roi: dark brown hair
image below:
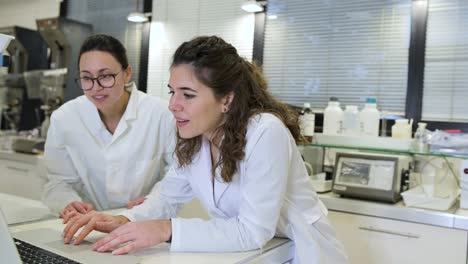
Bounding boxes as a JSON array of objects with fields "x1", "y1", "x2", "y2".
[
  {"x1": 171, "y1": 36, "x2": 305, "y2": 182},
  {"x1": 78, "y1": 34, "x2": 129, "y2": 70}
]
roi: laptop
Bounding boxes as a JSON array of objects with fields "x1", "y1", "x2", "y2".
[{"x1": 0, "y1": 208, "x2": 140, "y2": 264}]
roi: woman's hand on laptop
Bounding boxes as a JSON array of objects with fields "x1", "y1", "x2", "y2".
[
  {"x1": 62, "y1": 211, "x2": 129, "y2": 245},
  {"x1": 60, "y1": 201, "x2": 94, "y2": 224},
  {"x1": 92, "y1": 220, "x2": 172, "y2": 255}
]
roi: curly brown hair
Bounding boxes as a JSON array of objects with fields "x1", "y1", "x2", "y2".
[{"x1": 171, "y1": 36, "x2": 306, "y2": 182}]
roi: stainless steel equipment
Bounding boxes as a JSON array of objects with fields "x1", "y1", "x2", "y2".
[
  {"x1": 23, "y1": 68, "x2": 67, "y2": 137},
  {"x1": 332, "y1": 152, "x2": 413, "y2": 203},
  {"x1": 0, "y1": 27, "x2": 48, "y2": 131},
  {"x1": 0, "y1": 74, "x2": 24, "y2": 130},
  {"x1": 36, "y1": 17, "x2": 92, "y2": 101}
]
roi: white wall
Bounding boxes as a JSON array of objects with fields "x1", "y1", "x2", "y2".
[{"x1": 0, "y1": 0, "x2": 61, "y2": 29}]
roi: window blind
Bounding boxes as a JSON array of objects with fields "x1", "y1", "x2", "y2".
[
  {"x1": 422, "y1": 0, "x2": 468, "y2": 122},
  {"x1": 263, "y1": 0, "x2": 412, "y2": 113},
  {"x1": 147, "y1": 0, "x2": 255, "y2": 99}
]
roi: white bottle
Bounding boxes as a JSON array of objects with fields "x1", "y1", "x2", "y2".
[
  {"x1": 412, "y1": 122, "x2": 428, "y2": 152},
  {"x1": 323, "y1": 97, "x2": 343, "y2": 135},
  {"x1": 391, "y1": 119, "x2": 412, "y2": 139},
  {"x1": 359, "y1": 97, "x2": 380, "y2": 137},
  {"x1": 299, "y1": 102, "x2": 315, "y2": 140},
  {"x1": 342, "y1": 105, "x2": 360, "y2": 136}
]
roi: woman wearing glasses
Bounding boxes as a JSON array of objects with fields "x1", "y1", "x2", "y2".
[{"x1": 42, "y1": 34, "x2": 175, "y2": 222}]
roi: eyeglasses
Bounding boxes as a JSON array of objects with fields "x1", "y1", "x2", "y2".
[{"x1": 75, "y1": 71, "x2": 121, "y2": 91}]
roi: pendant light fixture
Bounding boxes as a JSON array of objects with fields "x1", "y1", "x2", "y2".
[
  {"x1": 241, "y1": 1, "x2": 267, "y2": 13},
  {"x1": 127, "y1": 0, "x2": 149, "y2": 23}
]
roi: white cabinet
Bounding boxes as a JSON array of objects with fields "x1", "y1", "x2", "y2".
[
  {"x1": 328, "y1": 210, "x2": 468, "y2": 264},
  {"x1": 0, "y1": 158, "x2": 45, "y2": 200}
]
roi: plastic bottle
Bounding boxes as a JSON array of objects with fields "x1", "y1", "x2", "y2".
[
  {"x1": 359, "y1": 97, "x2": 380, "y2": 137},
  {"x1": 298, "y1": 102, "x2": 315, "y2": 140},
  {"x1": 323, "y1": 97, "x2": 343, "y2": 135},
  {"x1": 391, "y1": 119, "x2": 412, "y2": 139},
  {"x1": 342, "y1": 105, "x2": 360, "y2": 136},
  {"x1": 412, "y1": 122, "x2": 428, "y2": 152}
]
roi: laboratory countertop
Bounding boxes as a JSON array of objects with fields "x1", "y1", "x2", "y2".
[
  {"x1": 10, "y1": 216, "x2": 294, "y2": 264},
  {"x1": 0, "y1": 149, "x2": 42, "y2": 164},
  {"x1": 0, "y1": 193, "x2": 54, "y2": 225},
  {"x1": 319, "y1": 192, "x2": 468, "y2": 231}
]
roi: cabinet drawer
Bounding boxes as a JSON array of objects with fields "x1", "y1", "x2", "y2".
[{"x1": 328, "y1": 210, "x2": 467, "y2": 264}]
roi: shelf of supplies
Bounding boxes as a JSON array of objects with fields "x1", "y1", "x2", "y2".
[{"x1": 309, "y1": 134, "x2": 468, "y2": 159}]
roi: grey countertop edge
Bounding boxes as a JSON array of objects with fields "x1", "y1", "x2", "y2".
[
  {"x1": 319, "y1": 192, "x2": 468, "y2": 231},
  {"x1": 0, "y1": 150, "x2": 42, "y2": 164}
]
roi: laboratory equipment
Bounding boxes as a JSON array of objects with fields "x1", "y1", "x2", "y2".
[
  {"x1": 0, "y1": 33, "x2": 15, "y2": 130},
  {"x1": 0, "y1": 27, "x2": 48, "y2": 131},
  {"x1": 36, "y1": 17, "x2": 92, "y2": 101},
  {"x1": 23, "y1": 68, "x2": 67, "y2": 138},
  {"x1": 0, "y1": 74, "x2": 24, "y2": 130},
  {"x1": 0, "y1": 33, "x2": 14, "y2": 67},
  {"x1": 332, "y1": 152, "x2": 412, "y2": 203},
  {"x1": 401, "y1": 156, "x2": 459, "y2": 211}
]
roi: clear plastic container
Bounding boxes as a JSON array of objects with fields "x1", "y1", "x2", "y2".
[
  {"x1": 359, "y1": 97, "x2": 380, "y2": 137},
  {"x1": 323, "y1": 97, "x2": 343, "y2": 135},
  {"x1": 392, "y1": 119, "x2": 412, "y2": 139},
  {"x1": 342, "y1": 105, "x2": 360, "y2": 136},
  {"x1": 299, "y1": 102, "x2": 315, "y2": 139},
  {"x1": 412, "y1": 122, "x2": 428, "y2": 152}
]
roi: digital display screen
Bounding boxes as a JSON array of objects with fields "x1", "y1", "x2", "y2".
[
  {"x1": 335, "y1": 156, "x2": 397, "y2": 191},
  {"x1": 338, "y1": 161, "x2": 371, "y2": 185}
]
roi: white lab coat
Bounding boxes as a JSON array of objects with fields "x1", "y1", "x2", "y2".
[
  {"x1": 42, "y1": 83, "x2": 176, "y2": 213},
  {"x1": 122, "y1": 113, "x2": 348, "y2": 264}
]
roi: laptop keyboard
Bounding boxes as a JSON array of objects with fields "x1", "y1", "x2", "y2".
[{"x1": 14, "y1": 238, "x2": 80, "y2": 264}]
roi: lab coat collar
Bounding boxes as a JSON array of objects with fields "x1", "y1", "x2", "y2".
[
  {"x1": 122, "y1": 82, "x2": 139, "y2": 121},
  {"x1": 79, "y1": 82, "x2": 140, "y2": 146},
  {"x1": 109, "y1": 82, "x2": 139, "y2": 144}
]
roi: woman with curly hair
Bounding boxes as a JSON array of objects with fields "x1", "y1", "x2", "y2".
[{"x1": 62, "y1": 36, "x2": 348, "y2": 264}]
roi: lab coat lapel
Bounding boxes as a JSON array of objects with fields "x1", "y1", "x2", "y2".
[
  {"x1": 109, "y1": 83, "x2": 138, "y2": 145},
  {"x1": 79, "y1": 97, "x2": 106, "y2": 147},
  {"x1": 197, "y1": 138, "x2": 230, "y2": 213},
  {"x1": 213, "y1": 167, "x2": 230, "y2": 208}
]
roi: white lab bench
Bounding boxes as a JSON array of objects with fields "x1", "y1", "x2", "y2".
[
  {"x1": 0, "y1": 193, "x2": 53, "y2": 225},
  {"x1": 9, "y1": 211, "x2": 293, "y2": 264},
  {"x1": 0, "y1": 151, "x2": 52, "y2": 225}
]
